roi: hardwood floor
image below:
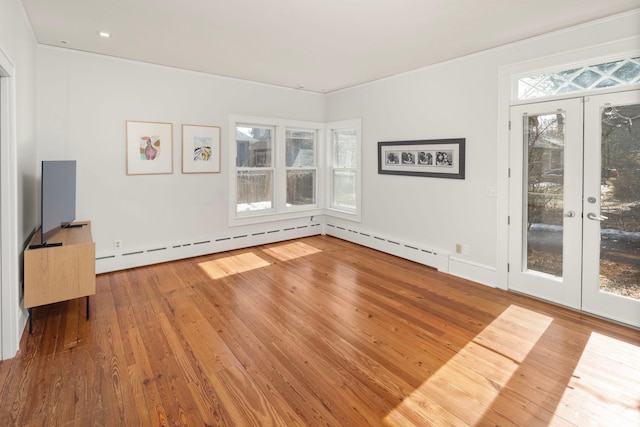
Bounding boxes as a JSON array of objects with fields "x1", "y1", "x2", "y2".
[{"x1": 1, "y1": 235, "x2": 639, "y2": 426}]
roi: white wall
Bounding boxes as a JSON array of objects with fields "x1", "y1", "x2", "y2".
[
  {"x1": 326, "y1": 10, "x2": 640, "y2": 285},
  {"x1": 330, "y1": 58, "x2": 500, "y2": 258},
  {"x1": 0, "y1": 0, "x2": 38, "y2": 238},
  {"x1": 36, "y1": 47, "x2": 326, "y2": 272},
  {"x1": 0, "y1": 0, "x2": 38, "y2": 358},
  {"x1": 0, "y1": 0, "x2": 38, "y2": 243}
]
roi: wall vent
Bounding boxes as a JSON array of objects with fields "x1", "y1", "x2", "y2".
[
  {"x1": 122, "y1": 251, "x2": 144, "y2": 257},
  {"x1": 147, "y1": 247, "x2": 167, "y2": 253}
]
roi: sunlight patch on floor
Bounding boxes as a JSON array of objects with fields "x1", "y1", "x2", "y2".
[
  {"x1": 385, "y1": 305, "x2": 553, "y2": 426},
  {"x1": 262, "y1": 241, "x2": 322, "y2": 261},
  {"x1": 198, "y1": 252, "x2": 271, "y2": 279},
  {"x1": 554, "y1": 331, "x2": 640, "y2": 426}
]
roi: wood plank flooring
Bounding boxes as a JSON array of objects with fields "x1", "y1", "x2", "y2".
[{"x1": 1, "y1": 235, "x2": 639, "y2": 426}]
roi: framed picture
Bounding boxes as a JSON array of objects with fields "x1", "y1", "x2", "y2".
[
  {"x1": 182, "y1": 124, "x2": 221, "y2": 174},
  {"x1": 378, "y1": 138, "x2": 465, "y2": 179},
  {"x1": 126, "y1": 121, "x2": 173, "y2": 175}
]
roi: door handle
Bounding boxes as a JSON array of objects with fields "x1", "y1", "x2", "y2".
[
  {"x1": 564, "y1": 210, "x2": 576, "y2": 218},
  {"x1": 587, "y1": 212, "x2": 608, "y2": 221}
]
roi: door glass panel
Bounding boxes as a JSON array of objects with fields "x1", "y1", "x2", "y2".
[
  {"x1": 525, "y1": 112, "x2": 566, "y2": 277},
  {"x1": 599, "y1": 103, "x2": 640, "y2": 300}
]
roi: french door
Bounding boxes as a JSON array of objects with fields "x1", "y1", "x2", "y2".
[{"x1": 509, "y1": 90, "x2": 640, "y2": 327}]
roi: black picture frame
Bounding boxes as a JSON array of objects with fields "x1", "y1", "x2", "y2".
[{"x1": 378, "y1": 138, "x2": 465, "y2": 179}]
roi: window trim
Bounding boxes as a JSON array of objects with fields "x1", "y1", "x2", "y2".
[
  {"x1": 228, "y1": 115, "x2": 325, "y2": 227},
  {"x1": 326, "y1": 118, "x2": 362, "y2": 222}
]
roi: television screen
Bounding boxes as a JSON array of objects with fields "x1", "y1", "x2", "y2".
[{"x1": 40, "y1": 160, "x2": 76, "y2": 245}]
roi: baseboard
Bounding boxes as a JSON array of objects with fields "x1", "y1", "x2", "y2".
[
  {"x1": 448, "y1": 256, "x2": 497, "y2": 287},
  {"x1": 324, "y1": 220, "x2": 498, "y2": 287},
  {"x1": 96, "y1": 222, "x2": 322, "y2": 274},
  {"x1": 324, "y1": 221, "x2": 450, "y2": 273},
  {"x1": 95, "y1": 218, "x2": 499, "y2": 289}
]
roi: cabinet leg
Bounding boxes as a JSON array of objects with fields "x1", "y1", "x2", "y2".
[
  {"x1": 28, "y1": 308, "x2": 32, "y2": 333},
  {"x1": 86, "y1": 296, "x2": 90, "y2": 320}
]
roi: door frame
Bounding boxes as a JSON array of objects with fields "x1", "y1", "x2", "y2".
[
  {"x1": 497, "y1": 42, "x2": 640, "y2": 294},
  {"x1": 0, "y1": 47, "x2": 22, "y2": 360}
]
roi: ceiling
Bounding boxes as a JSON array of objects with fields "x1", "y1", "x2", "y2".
[{"x1": 21, "y1": 0, "x2": 640, "y2": 93}]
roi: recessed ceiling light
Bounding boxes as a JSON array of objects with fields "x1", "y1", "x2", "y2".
[{"x1": 98, "y1": 31, "x2": 111, "y2": 38}]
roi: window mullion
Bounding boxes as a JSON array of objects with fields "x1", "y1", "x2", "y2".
[{"x1": 275, "y1": 125, "x2": 286, "y2": 212}]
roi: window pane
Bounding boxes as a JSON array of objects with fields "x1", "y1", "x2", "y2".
[
  {"x1": 333, "y1": 170, "x2": 356, "y2": 209},
  {"x1": 518, "y1": 57, "x2": 640, "y2": 100},
  {"x1": 236, "y1": 126, "x2": 272, "y2": 167},
  {"x1": 286, "y1": 130, "x2": 315, "y2": 167},
  {"x1": 236, "y1": 170, "x2": 273, "y2": 213},
  {"x1": 286, "y1": 170, "x2": 315, "y2": 206},
  {"x1": 334, "y1": 130, "x2": 357, "y2": 168}
]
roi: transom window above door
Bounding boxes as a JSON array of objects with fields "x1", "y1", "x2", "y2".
[{"x1": 517, "y1": 56, "x2": 640, "y2": 100}]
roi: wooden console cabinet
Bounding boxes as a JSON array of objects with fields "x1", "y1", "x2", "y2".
[{"x1": 24, "y1": 222, "x2": 96, "y2": 331}]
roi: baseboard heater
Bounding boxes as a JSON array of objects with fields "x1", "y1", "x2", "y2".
[
  {"x1": 324, "y1": 222, "x2": 449, "y2": 272},
  {"x1": 95, "y1": 222, "x2": 322, "y2": 274}
]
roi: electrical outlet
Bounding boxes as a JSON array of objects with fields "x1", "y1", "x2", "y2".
[
  {"x1": 456, "y1": 244, "x2": 470, "y2": 255},
  {"x1": 114, "y1": 240, "x2": 122, "y2": 250}
]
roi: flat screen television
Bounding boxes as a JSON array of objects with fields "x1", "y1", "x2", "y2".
[{"x1": 33, "y1": 160, "x2": 77, "y2": 248}]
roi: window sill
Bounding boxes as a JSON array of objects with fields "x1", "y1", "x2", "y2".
[
  {"x1": 229, "y1": 207, "x2": 326, "y2": 227},
  {"x1": 326, "y1": 207, "x2": 361, "y2": 223}
]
